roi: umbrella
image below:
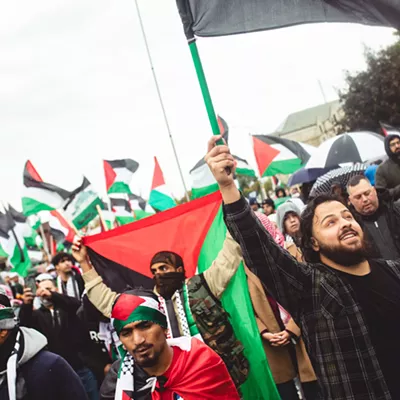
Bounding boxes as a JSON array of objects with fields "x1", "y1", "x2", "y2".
[
  {"x1": 310, "y1": 163, "x2": 367, "y2": 197},
  {"x1": 305, "y1": 132, "x2": 385, "y2": 169},
  {"x1": 288, "y1": 166, "x2": 338, "y2": 187}
]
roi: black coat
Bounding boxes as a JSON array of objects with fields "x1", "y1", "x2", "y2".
[
  {"x1": 0, "y1": 351, "x2": 88, "y2": 400},
  {"x1": 353, "y1": 193, "x2": 400, "y2": 260},
  {"x1": 19, "y1": 292, "x2": 91, "y2": 371}
]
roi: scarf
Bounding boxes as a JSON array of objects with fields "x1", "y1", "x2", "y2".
[
  {"x1": 114, "y1": 337, "x2": 191, "y2": 400},
  {"x1": 1, "y1": 330, "x2": 21, "y2": 400},
  {"x1": 57, "y1": 273, "x2": 79, "y2": 299},
  {"x1": 158, "y1": 290, "x2": 190, "y2": 339}
]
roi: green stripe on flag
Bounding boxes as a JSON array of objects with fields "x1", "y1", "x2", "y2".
[
  {"x1": 10, "y1": 244, "x2": 31, "y2": 277},
  {"x1": 191, "y1": 183, "x2": 219, "y2": 200},
  {"x1": 116, "y1": 216, "x2": 135, "y2": 226},
  {"x1": 72, "y1": 196, "x2": 104, "y2": 229},
  {"x1": 236, "y1": 167, "x2": 256, "y2": 178},
  {"x1": 22, "y1": 197, "x2": 55, "y2": 216},
  {"x1": 108, "y1": 182, "x2": 132, "y2": 194},
  {"x1": 149, "y1": 190, "x2": 176, "y2": 212},
  {"x1": 198, "y1": 208, "x2": 280, "y2": 400},
  {"x1": 263, "y1": 158, "x2": 302, "y2": 177}
]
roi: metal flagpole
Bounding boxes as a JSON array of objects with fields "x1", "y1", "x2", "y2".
[{"x1": 134, "y1": 0, "x2": 190, "y2": 202}]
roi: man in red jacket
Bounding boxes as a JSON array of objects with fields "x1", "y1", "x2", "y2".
[{"x1": 100, "y1": 288, "x2": 239, "y2": 400}]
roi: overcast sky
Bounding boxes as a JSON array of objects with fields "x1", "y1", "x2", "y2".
[{"x1": 0, "y1": 1, "x2": 396, "y2": 208}]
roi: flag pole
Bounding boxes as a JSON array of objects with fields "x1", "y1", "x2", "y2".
[
  {"x1": 187, "y1": 39, "x2": 230, "y2": 173},
  {"x1": 96, "y1": 205, "x2": 108, "y2": 232},
  {"x1": 134, "y1": 0, "x2": 190, "y2": 202}
]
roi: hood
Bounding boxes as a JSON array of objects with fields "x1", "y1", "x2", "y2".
[
  {"x1": 384, "y1": 134, "x2": 400, "y2": 161},
  {"x1": 276, "y1": 201, "x2": 301, "y2": 234},
  {"x1": 19, "y1": 327, "x2": 48, "y2": 366}
]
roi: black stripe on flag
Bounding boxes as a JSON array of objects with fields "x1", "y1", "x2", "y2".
[
  {"x1": 104, "y1": 159, "x2": 139, "y2": 174},
  {"x1": 88, "y1": 248, "x2": 153, "y2": 292},
  {"x1": 24, "y1": 167, "x2": 71, "y2": 199}
]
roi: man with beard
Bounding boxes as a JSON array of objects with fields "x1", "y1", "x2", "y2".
[
  {"x1": 72, "y1": 233, "x2": 249, "y2": 390},
  {"x1": 100, "y1": 288, "x2": 239, "y2": 400},
  {"x1": 347, "y1": 175, "x2": 400, "y2": 260},
  {"x1": 205, "y1": 134, "x2": 400, "y2": 400},
  {"x1": 376, "y1": 133, "x2": 400, "y2": 190}
]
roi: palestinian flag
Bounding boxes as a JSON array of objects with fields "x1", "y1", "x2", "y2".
[
  {"x1": 83, "y1": 192, "x2": 278, "y2": 399},
  {"x1": 149, "y1": 157, "x2": 176, "y2": 212},
  {"x1": 22, "y1": 160, "x2": 72, "y2": 216},
  {"x1": 190, "y1": 155, "x2": 255, "y2": 199},
  {"x1": 252, "y1": 135, "x2": 314, "y2": 176},
  {"x1": 64, "y1": 177, "x2": 103, "y2": 229},
  {"x1": 176, "y1": 0, "x2": 398, "y2": 40},
  {"x1": 0, "y1": 211, "x2": 31, "y2": 276},
  {"x1": 110, "y1": 195, "x2": 135, "y2": 226},
  {"x1": 104, "y1": 159, "x2": 139, "y2": 194},
  {"x1": 128, "y1": 194, "x2": 154, "y2": 221},
  {"x1": 49, "y1": 210, "x2": 76, "y2": 244},
  {"x1": 7, "y1": 205, "x2": 38, "y2": 248}
]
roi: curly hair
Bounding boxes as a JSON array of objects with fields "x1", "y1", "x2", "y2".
[{"x1": 300, "y1": 194, "x2": 345, "y2": 263}]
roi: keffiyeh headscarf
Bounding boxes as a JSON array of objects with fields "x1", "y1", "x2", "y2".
[{"x1": 111, "y1": 289, "x2": 167, "y2": 400}]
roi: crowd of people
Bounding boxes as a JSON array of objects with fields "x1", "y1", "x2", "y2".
[{"x1": 1, "y1": 132, "x2": 400, "y2": 399}]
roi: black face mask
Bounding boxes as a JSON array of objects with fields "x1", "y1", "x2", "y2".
[{"x1": 154, "y1": 272, "x2": 185, "y2": 299}]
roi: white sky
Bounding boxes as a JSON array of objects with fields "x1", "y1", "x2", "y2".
[{"x1": 0, "y1": 1, "x2": 396, "y2": 208}]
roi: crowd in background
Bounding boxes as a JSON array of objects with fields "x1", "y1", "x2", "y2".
[{"x1": 1, "y1": 133, "x2": 400, "y2": 399}]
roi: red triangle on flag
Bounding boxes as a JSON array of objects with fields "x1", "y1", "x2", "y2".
[
  {"x1": 84, "y1": 192, "x2": 222, "y2": 279},
  {"x1": 151, "y1": 157, "x2": 165, "y2": 190},
  {"x1": 26, "y1": 160, "x2": 43, "y2": 182},
  {"x1": 112, "y1": 293, "x2": 145, "y2": 320},
  {"x1": 103, "y1": 161, "x2": 117, "y2": 192},
  {"x1": 252, "y1": 137, "x2": 280, "y2": 176}
]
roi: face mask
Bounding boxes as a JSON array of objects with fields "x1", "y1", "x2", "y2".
[{"x1": 154, "y1": 272, "x2": 185, "y2": 299}]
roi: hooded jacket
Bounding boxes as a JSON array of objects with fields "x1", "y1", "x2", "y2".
[
  {"x1": 0, "y1": 327, "x2": 87, "y2": 400},
  {"x1": 375, "y1": 134, "x2": 400, "y2": 190},
  {"x1": 276, "y1": 201, "x2": 301, "y2": 239}
]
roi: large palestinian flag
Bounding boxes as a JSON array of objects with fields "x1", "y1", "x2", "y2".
[
  {"x1": 83, "y1": 192, "x2": 278, "y2": 399},
  {"x1": 22, "y1": 160, "x2": 72, "y2": 216},
  {"x1": 104, "y1": 159, "x2": 139, "y2": 194},
  {"x1": 64, "y1": 177, "x2": 103, "y2": 229},
  {"x1": 149, "y1": 157, "x2": 176, "y2": 212},
  {"x1": 252, "y1": 135, "x2": 315, "y2": 176},
  {"x1": 0, "y1": 211, "x2": 31, "y2": 276}
]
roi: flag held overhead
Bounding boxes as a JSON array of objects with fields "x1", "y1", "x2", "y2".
[{"x1": 175, "y1": 0, "x2": 400, "y2": 39}]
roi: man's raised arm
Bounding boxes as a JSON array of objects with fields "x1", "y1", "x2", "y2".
[{"x1": 204, "y1": 135, "x2": 312, "y2": 315}]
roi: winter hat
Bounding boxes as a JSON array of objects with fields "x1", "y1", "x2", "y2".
[
  {"x1": 0, "y1": 287, "x2": 17, "y2": 330},
  {"x1": 276, "y1": 201, "x2": 301, "y2": 234},
  {"x1": 384, "y1": 134, "x2": 400, "y2": 161},
  {"x1": 112, "y1": 289, "x2": 167, "y2": 335}
]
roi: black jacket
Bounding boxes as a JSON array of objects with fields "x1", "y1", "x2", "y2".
[
  {"x1": 353, "y1": 192, "x2": 400, "y2": 260},
  {"x1": 376, "y1": 134, "x2": 400, "y2": 190},
  {"x1": 19, "y1": 292, "x2": 91, "y2": 371}
]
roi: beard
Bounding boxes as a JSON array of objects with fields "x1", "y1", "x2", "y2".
[
  {"x1": 133, "y1": 345, "x2": 161, "y2": 368},
  {"x1": 319, "y1": 240, "x2": 369, "y2": 267},
  {"x1": 154, "y1": 272, "x2": 185, "y2": 299}
]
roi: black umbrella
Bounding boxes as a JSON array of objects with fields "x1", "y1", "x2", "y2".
[
  {"x1": 305, "y1": 132, "x2": 385, "y2": 169},
  {"x1": 288, "y1": 166, "x2": 338, "y2": 187},
  {"x1": 310, "y1": 163, "x2": 367, "y2": 197}
]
